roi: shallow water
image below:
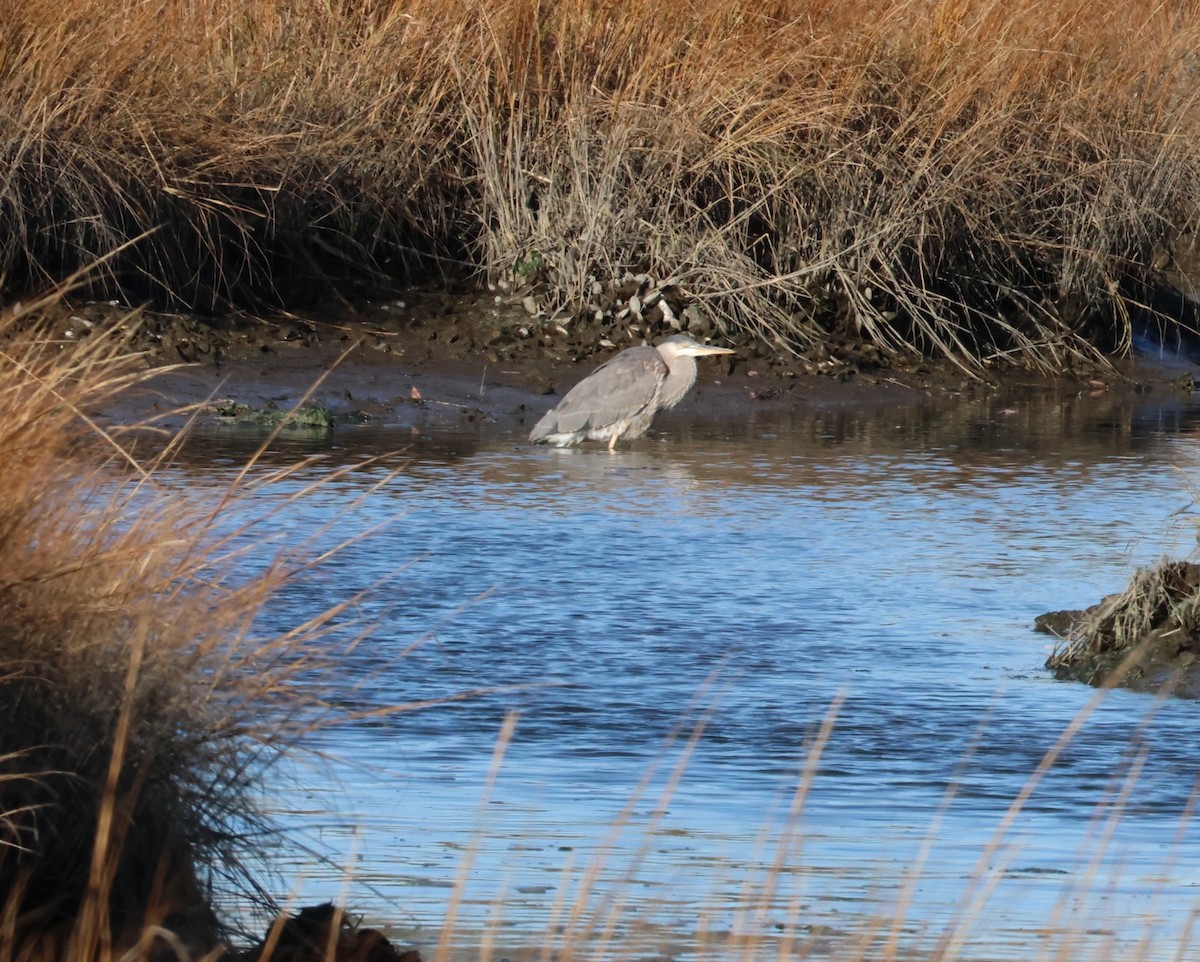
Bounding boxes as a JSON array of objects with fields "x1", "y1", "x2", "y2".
[{"x1": 162, "y1": 384, "x2": 1200, "y2": 960}]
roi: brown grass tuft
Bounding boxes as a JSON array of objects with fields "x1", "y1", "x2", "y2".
[
  {"x1": 1045, "y1": 559, "x2": 1200, "y2": 689},
  {"x1": 0, "y1": 306, "x2": 393, "y2": 959}
]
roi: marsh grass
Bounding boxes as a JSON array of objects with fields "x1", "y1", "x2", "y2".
[
  {"x1": 1045, "y1": 560, "x2": 1200, "y2": 687},
  {"x1": 3, "y1": 0, "x2": 1200, "y2": 369},
  {"x1": 0, "y1": 301, "x2": 415, "y2": 961}
]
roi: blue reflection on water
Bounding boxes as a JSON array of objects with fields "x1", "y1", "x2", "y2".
[{"x1": 162, "y1": 388, "x2": 1200, "y2": 959}]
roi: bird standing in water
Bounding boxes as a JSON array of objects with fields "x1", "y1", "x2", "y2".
[{"x1": 529, "y1": 334, "x2": 736, "y2": 448}]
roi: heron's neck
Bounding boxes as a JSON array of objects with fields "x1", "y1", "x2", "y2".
[{"x1": 660, "y1": 356, "x2": 699, "y2": 410}]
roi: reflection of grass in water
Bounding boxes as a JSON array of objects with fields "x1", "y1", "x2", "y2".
[{"x1": 419, "y1": 694, "x2": 1199, "y2": 962}]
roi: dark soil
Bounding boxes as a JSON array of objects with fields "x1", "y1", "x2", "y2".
[
  {"x1": 36, "y1": 288, "x2": 1197, "y2": 437},
  {"x1": 235, "y1": 904, "x2": 421, "y2": 962}
]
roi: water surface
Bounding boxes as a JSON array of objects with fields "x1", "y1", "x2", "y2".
[{"x1": 164, "y1": 384, "x2": 1200, "y2": 960}]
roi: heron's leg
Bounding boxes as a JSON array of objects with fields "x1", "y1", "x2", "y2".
[{"x1": 608, "y1": 433, "x2": 619, "y2": 451}]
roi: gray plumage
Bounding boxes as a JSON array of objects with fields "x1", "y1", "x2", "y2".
[{"x1": 529, "y1": 334, "x2": 736, "y2": 448}]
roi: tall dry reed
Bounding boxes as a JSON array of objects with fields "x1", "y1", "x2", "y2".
[
  {"x1": 429, "y1": 691, "x2": 1196, "y2": 962},
  {"x1": 2, "y1": 1, "x2": 1200, "y2": 360},
  {"x1": 0, "y1": 300, "x2": 400, "y2": 961}
]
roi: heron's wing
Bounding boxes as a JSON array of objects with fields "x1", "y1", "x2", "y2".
[{"x1": 537, "y1": 347, "x2": 666, "y2": 436}]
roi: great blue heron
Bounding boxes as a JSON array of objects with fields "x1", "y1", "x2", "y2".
[{"x1": 529, "y1": 334, "x2": 736, "y2": 448}]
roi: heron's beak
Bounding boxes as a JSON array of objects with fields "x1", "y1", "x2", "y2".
[{"x1": 693, "y1": 345, "x2": 736, "y2": 356}]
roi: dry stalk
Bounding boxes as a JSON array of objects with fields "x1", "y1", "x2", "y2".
[{"x1": 2, "y1": 0, "x2": 1200, "y2": 369}]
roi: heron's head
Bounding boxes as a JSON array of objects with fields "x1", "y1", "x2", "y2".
[{"x1": 656, "y1": 334, "x2": 736, "y2": 360}]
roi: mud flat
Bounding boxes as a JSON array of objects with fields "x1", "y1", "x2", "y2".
[{"x1": 46, "y1": 294, "x2": 1197, "y2": 442}]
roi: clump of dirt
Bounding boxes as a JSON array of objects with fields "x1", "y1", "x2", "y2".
[
  {"x1": 235, "y1": 904, "x2": 421, "y2": 962},
  {"x1": 1039, "y1": 560, "x2": 1200, "y2": 697}
]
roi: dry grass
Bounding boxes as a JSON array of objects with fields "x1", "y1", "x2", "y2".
[
  {"x1": 1046, "y1": 559, "x2": 1200, "y2": 684},
  {"x1": 0, "y1": 301, "x2": 402, "y2": 961},
  {"x1": 422, "y1": 692, "x2": 1197, "y2": 962},
  {"x1": 2, "y1": 0, "x2": 1200, "y2": 370},
  {"x1": 451, "y1": 0, "x2": 1200, "y2": 373}
]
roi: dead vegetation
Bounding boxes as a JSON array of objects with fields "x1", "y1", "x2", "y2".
[
  {"x1": 0, "y1": 301, "x2": 403, "y2": 960},
  {"x1": 2, "y1": 0, "x2": 1200, "y2": 372},
  {"x1": 1042, "y1": 560, "x2": 1200, "y2": 692}
]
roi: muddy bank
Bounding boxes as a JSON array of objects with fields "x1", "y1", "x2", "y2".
[
  {"x1": 46, "y1": 292, "x2": 1198, "y2": 439},
  {"x1": 1039, "y1": 561, "x2": 1200, "y2": 698}
]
